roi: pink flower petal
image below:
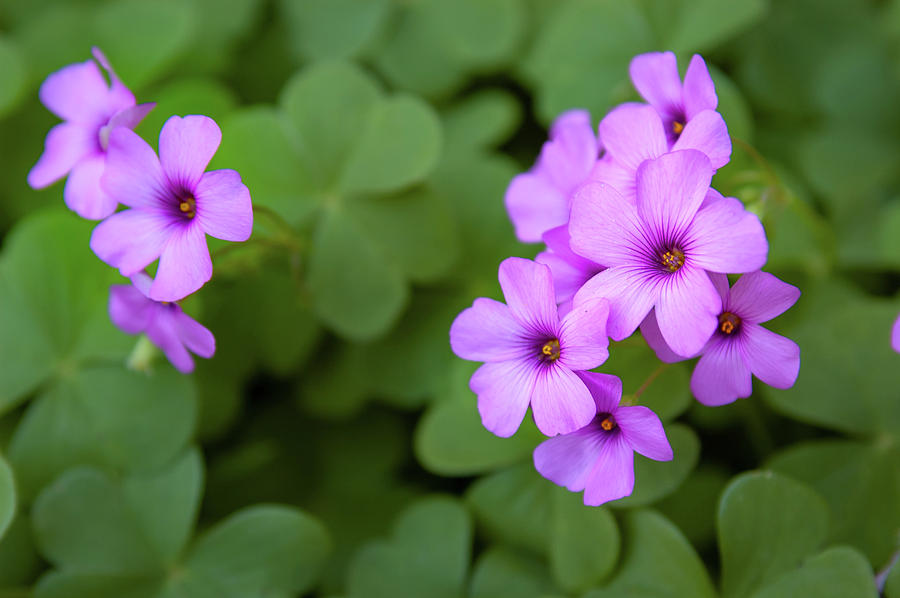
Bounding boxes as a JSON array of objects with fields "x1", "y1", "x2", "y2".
[
  {"x1": 639, "y1": 310, "x2": 686, "y2": 363},
  {"x1": 90, "y1": 47, "x2": 136, "y2": 113},
  {"x1": 559, "y1": 297, "x2": 609, "y2": 370},
  {"x1": 498, "y1": 257, "x2": 559, "y2": 333},
  {"x1": 531, "y1": 365, "x2": 596, "y2": 436},
  {"x1": 541, "y1": 109, "x2": 598, "y2": 192},
  {"x1": 28, "y1": 123, "x2": 97, "y2": 189},
  {"x1": 615, "y1": 405, "x2": 673, "y2": 461},
  {"x1": 538, "y1": 226, "x2": 604, "y2": 305},
  {"x1": 159, "y1": 115, "x2": 222, "y2": 190},
  {"x1": 504, "y1": 172, "x2": 570, "y2": 243},
  {"x1": 687, "y1": 196, "x2": 768, "y2": 274},
  {"x1": 90, "y1": 209, "x2": 174, "y2": 275},
  {"x1": 195, "y1": 169, "x2": 253, "y2": 242},
  {"x1": 708, "y1": 271, "x2": 730, "y2": 303},
  {"x1": 146, "y1": 311, "x2": 195, "y2": 374},
  {"x1": 574, "y1": 266, "x2": 658, "y2": 342},
  {"x1": 589, "y1": 155, "x2": 637, "y2": 200},
  {"x1": 727, "y1": 271, "x2": 800, "y2": 324},
  {"x1": 99, "y1": 102, "x2": 155, "y2": 150},
  {"x1": 39, "y1": 59, "x2": 113, "y2": 124},
  {"x1": 108, "y1": 283, "x2": 154, "y2": 334},
  {"x1": 672, "y1": 110, "x2": 731, "y2": 169},
  {"x1": 102, "y1": 127, "x2": 168, "y2": 209},
  {"x1": 149, "y1": 223, "x2": 212, "y2": 302},
  {"x1": 583, "y1": 435, "x2": 635, "y2": 506},
  {"x1": 533, "y1": 425, "x2": 606, "y2": 492},
  {"x1": 636, "y1": 150, "x2": 713, "y2": 240},
  {"x1": 690, "y1": 337, "x2": 752, "y2": 406},
  {"x1": 64, "y1": 152, "x2": 118, "y2": 220},
  {"x1": 450, "y1": 298, "x2": 529, "y2": 362},
  {"x1": 569, "y1": 182, "x2": 645, "y2": 268},
  {"x1": 682, "y1": 55, "x2": 718, "y2": 120},
  {"x1": 629, "y1": 52, "x2": 683, "y2": 120},
  {"x1": 598, "y1": 103, "x2": 667, "y2": 172},
  {"x1": 741, "y1": 323, "x2": 800, "y2": 389},
  {"x1": 577, "y1": 370, "x2": 622, "y2": 415},
  {"x1": 655, "y1": 265, "x2": 721, "y2": 357},
  {"x1": 893, "y1": 313, "x2": 900, "y2": 353},
  {"x1": 470, "y1": 359, "x2": 538, "y2": 438},
  {"x1": 173, "y1": 311, "x2": 215, "y2": 358}
]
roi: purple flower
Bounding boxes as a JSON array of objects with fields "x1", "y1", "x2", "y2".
[
  {"x1": 630, "y1": 52, "x2": 719, "y2": 146},
  {"x1": 90, "y1": 115, "x2": 253, "y2": 302},
  {"x1": 109, "y1": 272, "x2": 215, "y2": 373},
  {"x1": 28, "y1": 47, "x2": 154, "y2": 220},
  {"x1": 642, "y1": 271, "x2": 801, "y2": 406},
  {"x1": 590, "y1": 102, "x2": 731, "y2": 201},
  {"x1": 893, "y1": 313, "x2": 900, "y2": 353},
  {"x1": 450, "y1": 257, "x2": 611, "y2": 437},
  {"x1": 570, "y1": 150, "x2": 768, "y2": 357},
  {"x1": 505, "y1": 110, "x2": 599, "y2": 243},
  {"x1": 535, "y1": 225, "x2": 604, "y2": 314},
  {"x1": 533, "y1": 371, "x2": 673, "y2": 506}
]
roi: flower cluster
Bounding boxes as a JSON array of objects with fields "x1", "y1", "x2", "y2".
[
  {"x1": 30, "y1": 48, "x2": 253, "y2": 373},
  {"x1": 452, "y1": 52, "x2": 801, "y2": 506}
]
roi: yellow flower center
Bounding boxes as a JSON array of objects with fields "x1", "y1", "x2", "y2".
[
  {"x1": 718, "y1": 312, "x2": 741, "y2": 335},
  {"x1": 179, "y1": 196, "x2": 196, "y2": 219},
  {"x1": 672, "y1": 120, "x2": 684, "y2": 135},
  {"x1": 660, "y1": 248, "x2": 685, "y2": 272},
  {"x1": 540, "y1": 339, "x2": 561, "y2": 362}
]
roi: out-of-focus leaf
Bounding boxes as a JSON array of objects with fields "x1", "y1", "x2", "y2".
[
  {"x1": 609, "y1": 424, "x2": 700, "y2": 508},
  {"x1": 0, "y1": 458, "x2": 15, "y2": 542},
  {"x1": 470, "y1": 547, "x2": 558, "y2": 598},
  {"x1": 442, "y1": 90, "x2": 522, "y2": 152},
  {"x1": 640, "y1": 0, "x2": 767, "y2": 55},
  {"x1": 0, "y1": 514, "x2": 40, "y2": 587},
  {"x1": 138, "y1": 78, "x2": 238, "y2": 145},
  {"x1": 607, "y1": 340, "x2": 691, "y2": 422},
  {"x1": 346, "y1": 496, "x2": 471, "y2": 598},
  {"x1": 279, "y1": 0, "x2": 391, "y2": 62},
  {"x1": 9, "y1": 367, "x2": 196, "y2": 502},
  {"x1": 550, "y1": 489, "x2": 619, "y2": 592},
  {"x1": 0, "y1": 36, "x2": 25, "y2": 118},
  {"x1": 183, "y1": 0, "x2": 262, "y2": 73},
  {"x1": 584, "y1": 510, "x2": 716, "y2": 598},
  {"x1": 749, "y1": 546, "x2": 877, "y2": 598},
  {"x1": 657, "y1": 465, "x2": 730, "y2": 549},
  {"x1": 767, "y1": 440, "x2": 900, "y2": 568},
  {"x1": 718, "y1": 471, "x2": 829, "y2": 598}
]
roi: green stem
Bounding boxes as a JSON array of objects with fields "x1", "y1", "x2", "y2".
[{"x1": 633, "y1": 363, "x2": 669, "y2": 400}]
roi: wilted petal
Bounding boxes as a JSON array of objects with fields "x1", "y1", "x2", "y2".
[
  {"x1": 616, "y1": 405, "x2": 673, "y2": 461},
  {"x1": 690, "y1": 337, "x2": 752, "y2": 406},
  {"x1": 64, "y1": 152, "x2": 118, "y2": 220},
  {"x1": 741, "y1": 323, "x2": 800, "y2": 389},
  {"x1": 531, "y1": 365, "x2": 596, "y2": 436},
  {"x1": 173, "y1": 311, "x2": 215, "y2": 358},
  {"x1": 533, "y1": 425, "x2": 606, "y2": 492},
  {"x1": 159, "y1": 115, "x2": 222, "y2": 190},
  {"x1": 636, "y1": 150, "x2": 712, "y2": 240},
  {"x1": 672, "y1": 110, "x2": 731, "y2": 169},
  {"x1": 471, "y1": 359, "x2": 538, "y2": 438},
  {"x1": 727, "y1": 271, "x2": 800, "y2": 323},
  {"x1": 583, "y1": 435, "x2": 635, "y2": 506},
  {"x1": 498, "y1": 257, "x2": 559, "y2": 333},
  {"x1": 574, "y1": 267, "x2": 658, "y2": 342},
  {"x1": 108, "y1": 283, "x2": 153, "y2": 334},
  {"x1": 195, "y1": 169, "x2": 253, "y2": 242},
  {"x1": 103, "y1": 127, "x2": 168, "y2": 209},
  {"x1": 559, "y1": 297, "x2": 609, "y2": 369},
  {"x1": 450, "y1": 298, "x2": 529, "y2": 362},
  {"x1": 629, "y1": 52, "x2": 683, "y2": 119},
  {"x1": 577, "y1": 370, "x2": 622, "y2": 415},
  {"x1": 28, "y1": 123, "x2": 97, "y2": 188},
  {"x1": 639, "y1": 310, "x2": 686, "y2": 363},
  {"x1": 505, "y1": 172, "x2": 570, "y2": 243},
  {"x1": 90, "y1": 208, "x2": 174, "y2": 275},
  {"x1": 683, "y1": 55, "x2": 718, "y2": 119},
  {"x1": 149, "y1": 223, "x2": 212, "y2": 302},
  {"x1": 656, "y1": 265, "x2": 720, "y2": 357},
  {"x1": 687, "y1": 196, "x2": 768, "y2": 274},
  {"x1": 598, "y1": 104, "x2": 667, "y2": 172}
]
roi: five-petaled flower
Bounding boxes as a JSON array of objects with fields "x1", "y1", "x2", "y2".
[
  {"x1": 28, "y1": 47, "x2": 155, "y2": 220},
  {"x1": 90, "y1": 115, "x2": 253, "y2": 302},
  {"x1": 450, "y1": 257, "x2": 611, "y2": 437},
  {"x1": 533, "y1": 371, "x2": 673, "y2": 506},
  {"x1": 570, "y1": 150, "x2": 768, "y2": 358},
  {"x1": 642, "y1": 271, "x2": 801, "y2": 405},
  {"x1": 109, "y1": 272, "x2": 215, "y2": 373}
]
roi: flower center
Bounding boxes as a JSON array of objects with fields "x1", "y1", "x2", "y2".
[
  {"x1": 540, "y1": 339, "x2": 561, "y2": 362},
  {"x1": 660, "y1": 248, "x2": 685, "y2": 272},
  {"x1": 672, "y1": 120, "x2": 684, "y2": 135},
  {"x1": 178, "y1": 195, "x2": 196, "y2": 219},
  {"x1": 718, "y1": 311, "x2": 741, "y2": 335},
  {"x1": 598, "y1": 413, "x2": 616, "y2": 431}
]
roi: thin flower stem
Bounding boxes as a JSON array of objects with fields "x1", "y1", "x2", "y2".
[
  {"x1": 253, "y1": 204, "x2": 297, "y2": 239},
  {"x1": 732, "y1": 137, "x2": 789, "y2": 206},
  {"x1": 633, "y1": 363, "x2": 669, "y2": 400}
]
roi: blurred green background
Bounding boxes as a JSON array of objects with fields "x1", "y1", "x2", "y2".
[{"x1": 0, "y1": 0, "x2": 898, "y2": 597}]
